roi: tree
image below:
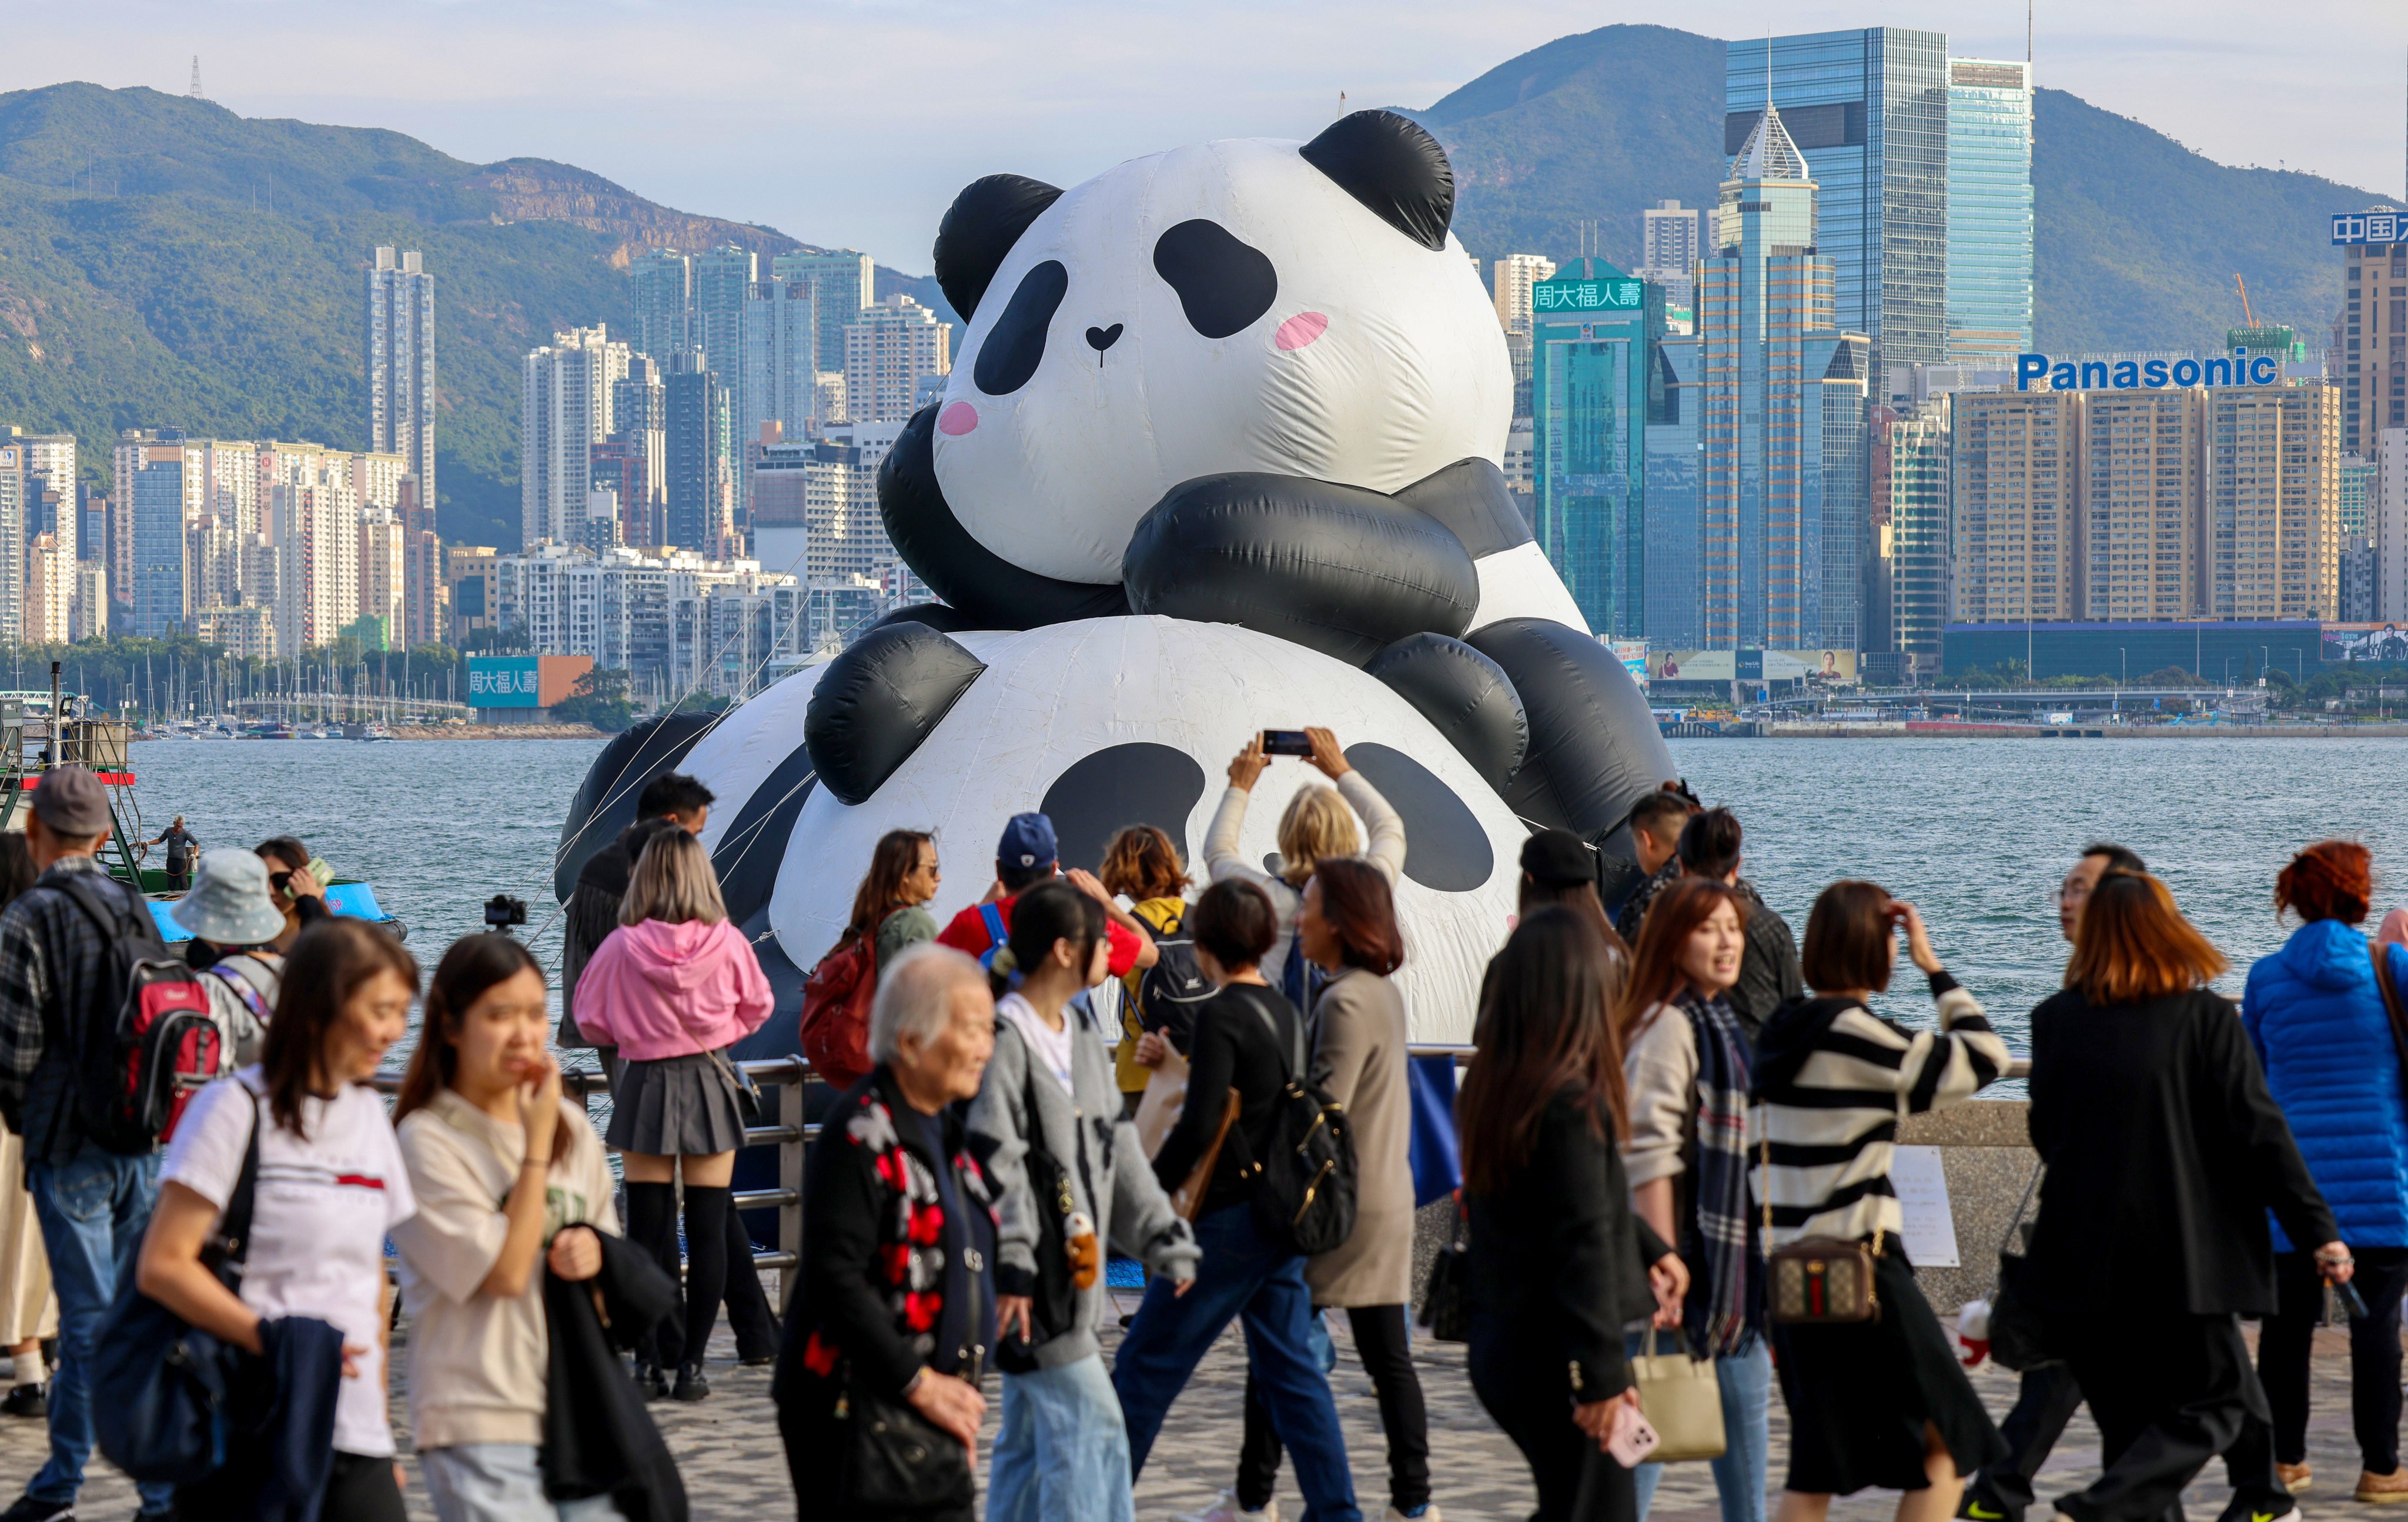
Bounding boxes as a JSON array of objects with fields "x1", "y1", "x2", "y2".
[{"x1": 551, "y1": 666, "x2": 634, "y2": 732}]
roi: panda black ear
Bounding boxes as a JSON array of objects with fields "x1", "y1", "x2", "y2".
[
  {"x1": 933, "y1": 174, "x2": 1063, "y2": 322},
  {"x1": 1300, "y1": 110, "x2": 1454, "y2": 252}
]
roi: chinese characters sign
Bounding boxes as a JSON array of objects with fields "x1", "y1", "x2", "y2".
[
  {"x1": 466, "y1": 655, "x2": 540, "y2": 705},
  {"x1": 2334, "y1": 210, "x2": 2404, "y2": 245},
  {"x1": 1533, "y1": 276, "x2": 1645, "y2": 313}
]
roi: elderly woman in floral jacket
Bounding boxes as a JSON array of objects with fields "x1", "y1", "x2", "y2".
[{"x1": 775, "y1": 945, "x2": 1001, "y2": 1522}]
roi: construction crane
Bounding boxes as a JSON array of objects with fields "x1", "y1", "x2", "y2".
[{"x1": 2234, "y1": 273, "x2": 2256, "y2": 326}]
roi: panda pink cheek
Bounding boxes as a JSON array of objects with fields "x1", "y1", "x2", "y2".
[
  {"x1": 938, "y1": 402, "x2": 979, "y2": 436},
  {"x1": 1275, "y1": 312, "x2": 1329, "y2": 352}
]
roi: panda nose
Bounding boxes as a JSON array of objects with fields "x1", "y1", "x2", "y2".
[{"x1": 1085, "y1": 323, "x2": 1124, "y2": 356}]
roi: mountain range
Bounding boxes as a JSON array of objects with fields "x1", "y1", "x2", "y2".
[{"x1": 0, "y1": 28, "x2": 2381, "y2": 550}]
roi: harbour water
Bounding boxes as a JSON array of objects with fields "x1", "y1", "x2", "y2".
[{"x1": 124, "y1": 734, "x2": 2403, "y2": 1059}]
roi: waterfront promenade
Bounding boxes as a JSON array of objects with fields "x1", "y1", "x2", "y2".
[{"x1": 7, "y1": 1294, "x2": 2384, "y2": 1520}]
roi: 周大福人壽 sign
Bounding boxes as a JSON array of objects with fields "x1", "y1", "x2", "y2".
[{"x1": 2015, "y1": 353, "x2": 2281, "y2": 392}]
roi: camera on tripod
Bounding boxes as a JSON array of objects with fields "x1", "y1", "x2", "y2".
[{"x1": 484, "y1": 894, "x2": 528, "y2": 934}]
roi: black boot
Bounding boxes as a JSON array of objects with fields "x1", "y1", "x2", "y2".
[{"x1": 673, "y1": 1360, "x2": 711, "y2": 1402}]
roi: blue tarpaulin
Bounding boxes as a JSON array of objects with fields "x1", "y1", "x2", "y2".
[
  {"x1": 1407, "y1": 1052, "x2": 1462, "y2": 1206},
  {"x1": 150, "y1": 881, "x2": 394, "y2": 942}
]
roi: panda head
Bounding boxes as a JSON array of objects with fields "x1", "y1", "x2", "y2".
[{"x1": 928, "y1": 110, "x2": 1512, "y2": 588}]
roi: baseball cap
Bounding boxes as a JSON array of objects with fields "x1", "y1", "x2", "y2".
[
  {"x1": 1520, "y1": 828, "x2": 1597, "y2": 888},
  {"x1": 995, "y1": 812, "x2": 1058, "y2": 871},
  {"x1": 31, "y1": 765, "x2": 110, "y2": 838}
]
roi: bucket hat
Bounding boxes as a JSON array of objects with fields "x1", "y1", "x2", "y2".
[{"x1": 170, "y1": 847, "x2": 289, "y2": 946}]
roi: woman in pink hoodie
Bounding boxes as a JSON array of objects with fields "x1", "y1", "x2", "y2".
[{"x1": 576, "y1": 827, "x2": 774, "y2": 1401}]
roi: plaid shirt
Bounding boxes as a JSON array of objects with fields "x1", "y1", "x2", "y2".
[{"x1": 0, "y1": 854, "x2": 141, "y2": 1163}]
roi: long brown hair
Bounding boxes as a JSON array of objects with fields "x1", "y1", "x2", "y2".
[
  {"x1": 620, "y1": 828, "x2": 727, "y2": 927},
  {"x1": 848, "y1": 829, "x2": 935, "y2": 939},
  {"x1": 1613, "y1": 875, "x2": 1745, "y2": 1046},
  {"x1": 1100, "y1": 825, "x2": 1189, "y2": 902},
  {"x1": 1460, "y1": 906, "x2": 1630, "y2": 1194},
  {"x1": 391, "y1": 934, "x2": 548, "y2": 1128},
  {"x1": 1309, "y1": 858, "x2": 1404, "y2": 976},
  {"x1": 2067, "y1": 872, "x2": 2228, "y2": 1005},
  {"x1": 260, "y1": 918, "x2": 418, "y2": 1139}
]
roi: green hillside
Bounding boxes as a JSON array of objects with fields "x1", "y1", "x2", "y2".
[
  {"x1": 0, "y1": 83, "x2": 951, "y2": 548},
  {"x1": 1414, "y1": 25, "x2": 2372, "y2": 354}
]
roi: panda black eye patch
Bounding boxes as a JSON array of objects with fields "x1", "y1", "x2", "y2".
[
  {"x1": 1152, "y1": 220, "x2": 1278, "y2": 339},
  {"x1": 973, "y1": 259, "x2": 1069, "y2": 396}
]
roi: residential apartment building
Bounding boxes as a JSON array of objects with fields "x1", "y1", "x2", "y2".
[
  {"x1": 665, "y1": 356, "x2": 733, "y2": 554},
  {"x1": 522, "y1": 327, "x2": 629, "y2": 548},
  {"x1": 1490, "y1": 255, "x2": 1557, "y2": 336},
  {"x1": 0, "y1": 447, "x2": 24, "y2": 643},
  {"x1": 128, "y1": 443, "x2": 186, "y2": 637},
  {"x1": 844, "y1": 296, "x2": 950, "y2": 423},
  {"x1": 749, "y1": 428, "x2": 901, "y2": 585},
  {"x1": 1950, "y1": 390, "x2": 2079, "y2": 622},
  {"x1": 490, "y1": 543, "x2": 802, "y2": 701},
  {"x1": 1638, "y1": 204, "x2": 1699, "y2": 309},
  {"x1": 2078, "y1": 388, "x2": 2196, "y2": 620},
  {"x1": 2377, "y1": 429, "x2": 2408, "y2": 619},
  {"x1": 446, "y1": 546, "x2": 500, "y2": 646},
  {"x1": 365, "y1": 246, "x2": 436, "y2": 502},
  {"x1": 359, "y1": 507, "x2": 406, "y2": 645},
  {"x1": 398, "y1": 476, "x2": 444, "y2": 648},
  {"x1": 629, "y1": 249, "x2": 691, "y2": 362},
  {"x1": 774, "y1": 250, "x2": 876, "y2": 374},
  {"x1": 2207, "y1": 383, "x2": 2339, "y2": 620},
  {"x1": 2340, "y1": 219, "x2": 2404, "y2": 454}
]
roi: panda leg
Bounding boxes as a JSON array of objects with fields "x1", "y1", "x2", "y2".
[
  {"x1": 1463, "y1": 617, "x2": 1677, "y2": 854},
  {"x1": 878, "y1": 403, "x2": 1129, "y2": 630},
  {"x1": 803, "y1": 621, "x2": 988, "y2": 805}
]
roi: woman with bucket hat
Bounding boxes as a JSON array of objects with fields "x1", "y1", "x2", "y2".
[{"x1": 173, "y1": 847, "x2": 294, "y2": 1066}]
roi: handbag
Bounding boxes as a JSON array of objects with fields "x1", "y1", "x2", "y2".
[
  {"x1": 1170, "y1": 1088, "x2": 1241, "y2": 1222},
  {"x1": 93, "y1": 1086, "x2": 260, "y2": 1481},
  {"x1": 708, "y1": 1046, "x2": 763, "y2": 1123},
  {"x1": 1987, "y1": 1163, "x2": 2056, "y2": 1371},
  {"x1": 1761, "y1": 1133, "x2": 1881, "y2": 1324},
  {"x1": 839, "y1": 1156, "x2": 986, "y2": 1512},
  {"x1": 1417, "y1": 1195, "x2": 1470, "y2": 1343},
  {"x1": 1628, "y1": 1326, "x2": 1728, "y2": 1463}
]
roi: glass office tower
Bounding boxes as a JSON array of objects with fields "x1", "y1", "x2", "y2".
[
  {"x1": 1530, "y1": 260, "x2": 1657, "y2": 638},
  {"x1": 1724, "y1": 29, "x2": 1949, "y2": 382},
  {"x1": 1644, "y1": 335, "x2": 1703, "y2": 649},
  {"x1": 1945, "y1": 58, "x2": 2034, "y2": 364}
]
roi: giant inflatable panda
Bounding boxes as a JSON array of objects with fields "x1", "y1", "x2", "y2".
[{"x1": 560, "y1": 111, "x2": 1673, "y2": 1039}]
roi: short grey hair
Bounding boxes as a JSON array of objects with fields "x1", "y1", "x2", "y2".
[{"x1": 869, "y1": 942, "x2": 987, "y2": 1065}]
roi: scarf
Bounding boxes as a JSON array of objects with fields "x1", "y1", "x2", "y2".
[{"x1": 1678, "y1": 989, "x2": 1763, "y2": 1353}]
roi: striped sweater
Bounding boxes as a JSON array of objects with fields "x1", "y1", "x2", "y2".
[{"x1": 1748, "y1": 973, "x2": 2007, "y2": 1247}]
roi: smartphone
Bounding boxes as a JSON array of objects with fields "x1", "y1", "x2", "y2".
[
  {"x1": 1606, "y1": 1409, "x2": 1660, "y2": 1467},
  {"x1": 306, "y1": 857, "x2": 334, "y2": 888},
  {"x1": 2334, "y1": 1279, "x2": 2372, "y2": 1322},
  {"x1": 1261, "y1": 729, "x2": 1313, "y2": 757}
]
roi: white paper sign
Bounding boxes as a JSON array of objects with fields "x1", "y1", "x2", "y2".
[{"x1": 1890, "y1": 1145, "x2": 1961, "y2": 1267}]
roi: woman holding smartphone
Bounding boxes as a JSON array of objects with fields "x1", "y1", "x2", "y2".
[{"x1": 1460, "y1": 906, "x2": 1686, "y2": 1522}]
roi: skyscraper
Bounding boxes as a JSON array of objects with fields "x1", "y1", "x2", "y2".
[
  {"x1": 665, "y1": 354, "x2": 733, "y2": 553},
  {"x1": 1490, "y1": 255, "x2": 1557, "y2": 336},
  {"x1": 366, "y1": 247, "x2": 437, "y2": 507},
  {"x1": 1945, "y1": 59, "x2": 2034, "y2": 364},
  {"x1": 774, "y1": 250, "x2": 876, "y2": 375},
  {"x1": 844, "y1": 296, "x2": 951, "y2": 424},
  {"x1": 1644, "y1": 334, "x2": 1704, "y2": 649},
  {"x1": 1528, "y1": 261, "x2": 1653, "y2": 637},
  {"x1": 1869, "y1": 402, "x2": 1951, "y2": 674},
  {"x1": 1725, "y1": 29, "x2": 1949, "y2": 382},
  {"x1": 741, "y1": 276, "x2": 822, "y2": 508},
  {"x1": 2206, "y1": 382, "x2": 2339, "y2": 620},
  {"x1": 1697, "y1": 103, "x2": 1869, "y2": 650},
  {"x1": 2340, "y1": 217, "x2": 2404, "y2": 454},
  {"x1": 630, "y1": 249, "x2": 692, "y2": 362},
  {"x1": 1951, "y1": 389, "x2": 2081, "y2": 623},
  {"x1": 128, "y1": 444, "x2": 188, "y2": 637},
  {"x1": 1638, "y1": 203, "x2": 1700, "y2": 309},
  {"x1": 399, "y1": 476, "x2": 444, "y2": 648},
  {"x1": 521, "y1": 327, "x2": 630, "y2": 549}
]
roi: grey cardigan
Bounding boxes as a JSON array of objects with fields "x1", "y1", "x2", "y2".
[{"x1": 967, "y1": 995, "x2": 1200, "y2": 1370}]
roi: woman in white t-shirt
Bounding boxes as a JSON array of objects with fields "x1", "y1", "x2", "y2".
[
  {"x1": 136, "y1": 916, "x2": 421, "y2": 1522},
  {"x1": 389, "y1": 934, "x2": 623, "y2": 1522}
]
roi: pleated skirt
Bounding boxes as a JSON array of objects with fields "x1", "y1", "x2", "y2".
[{"x1": 605, "y1": 1049, "x2": 749, "y2": 1156}]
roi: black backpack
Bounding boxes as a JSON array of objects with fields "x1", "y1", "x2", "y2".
[
  {"x1": 1240, "y1": 991, "x2": 1357, "y2": 1256},
  {"x1": 1131, "y1": 903, "x2": 1215, "y2": 1042},
  {"x1": 52, "y1": 874, "x2": 221, "y2": 1155}
]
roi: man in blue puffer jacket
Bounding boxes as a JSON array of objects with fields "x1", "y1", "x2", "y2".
[{"x1": 2242, "y1": 840, "x2": 2408, "y2": 1505}]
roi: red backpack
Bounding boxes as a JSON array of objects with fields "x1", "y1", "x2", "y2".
[
  {"x1": 799, "y1": 933, "x2": 875, "y2": 1091},
  {"x1": 53, "y1": 873, "x2": 222, "y2": 1153}
]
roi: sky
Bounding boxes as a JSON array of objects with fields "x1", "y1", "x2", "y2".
[{"x1": 4, "y1": 0, "x2": 2405, "y2": 273}]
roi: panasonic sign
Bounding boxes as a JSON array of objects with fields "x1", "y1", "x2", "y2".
[{"x1": 2016, "y1": 353, "x2": 2282, "y2": 392}]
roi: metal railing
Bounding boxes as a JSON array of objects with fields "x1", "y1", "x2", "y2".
[
  {"x1": 1406, "y1": 1042, "x2": 2035, "y2": 1082},
  {"x1": 373, "y1": 1056, "x2": 821, "y2": 1274}
]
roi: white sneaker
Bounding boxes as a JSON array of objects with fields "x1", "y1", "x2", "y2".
[{"x1": 1180, "y1": 1491, "x2": 1280, "y2": 1522}]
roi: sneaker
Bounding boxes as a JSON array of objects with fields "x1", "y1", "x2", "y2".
[
  {"x1": 1384, "y1": 1507, "x2": 1441, "y2": 1521},
  {"x1": 0, "y1": 1497, "x2": 73, "y2": 1522},
  {"x1": 1958, "y1": 1487, "x2": 2020, "y2": 1522},
  {"x1": 1180, "y1": 1491, "x2": 1279, "y2": 1522},
  {"x1": 2214, "y1": 1497, "x2": 2298, "y2": 1522},
  {"x1": 2359, "y1": 1469, "x2": 2408, "y2": 1504},
  {"x1": 672, "y1": 1360, "x2": 710, "y2": 1402},
  {"x1": 2276, "y1": 1463, "x2": 2313, "y2": 1494},
  {"x1": 1, "y1": 1383, "x2": 44, "y2": 1419}
]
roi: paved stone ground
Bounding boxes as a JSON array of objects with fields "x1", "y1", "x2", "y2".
[{"x1": 0, "y1": 1305, "x2": 2392, "y2": 1521}]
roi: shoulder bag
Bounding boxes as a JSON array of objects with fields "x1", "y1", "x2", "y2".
[
  {"x1": 93, "y1": 1086, "x2": 261, "y2": 1481},
  {"x1": 1170, "y1": 1089, "x2": 1240, "y2": 1221},
  {"x1": 1761, "y1": 1132, "x2": 1879, "y2": 1324},
  {"x1": 838, "y1": 1152, "x2": 985, "y2": 1513},
  {"x1": 1985, "y1": 1162, "x2": 2056, "y2": 1370},
  {"x1": 1417, "y1": 1195, "x2": 1470, "y2": 1343},
  {"x1": 2371, "y1": 943, "x2": 2408, "y2": 1081},
  {"x1": 1629, "y1": 1325, "x2": 1728, "y2": 1462}
]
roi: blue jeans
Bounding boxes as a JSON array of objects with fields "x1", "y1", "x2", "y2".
[
  {"x1": 24, "y1": 1142, "x2": 173, "y2": 1514},
  {"x1": 1112, "y1": 1204, "x2": 1361, "y2": 1522},
  {"x1": 989, "y1": 1354, "x2": 1135, "y2": 1522},
  {"x1": 423, "y1": 1443, "x2": 626, "y2": 1521},
  {"x1": 1631, "y1": 1334, "x2": 1771, "y2": 1522}
]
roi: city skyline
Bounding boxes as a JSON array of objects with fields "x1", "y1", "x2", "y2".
[{"x1": 4, "y1": 1, "x2": 2402, "y2": 276}]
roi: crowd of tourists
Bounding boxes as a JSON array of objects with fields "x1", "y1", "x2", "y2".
[{"x1": 0, "y1": 742, "x2": 2403, "y2": 1522}]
